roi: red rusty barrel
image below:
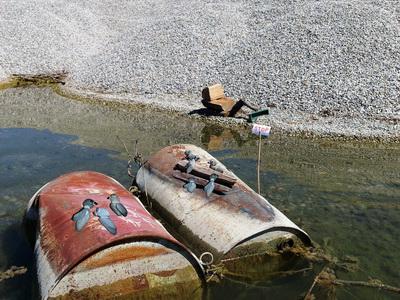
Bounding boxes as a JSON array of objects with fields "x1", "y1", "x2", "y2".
[
  {"x1": 136, "y1": 144, "x2": 312, "y2": 279},
  {"x1": 24, "y1": 171, "x2": 204, "y2": 299}
]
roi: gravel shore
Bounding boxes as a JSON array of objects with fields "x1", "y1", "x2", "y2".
[{"x1": 0, "y1": 0, "x2": 399, "y2": 139}]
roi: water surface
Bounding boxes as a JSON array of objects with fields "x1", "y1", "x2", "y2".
[{"x1": 0, "y1": 87, "x2": 399, "y2": 299}]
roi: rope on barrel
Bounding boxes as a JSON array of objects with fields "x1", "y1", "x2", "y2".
[{"x1": 116, "y1": 136, "x2": 152, "y2": 208}]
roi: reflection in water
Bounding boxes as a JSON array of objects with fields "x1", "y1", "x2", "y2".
[
  {"x1": 0, "y1": 87, "x2": 399, "y2": 299},
  {"x1": 201, "y1": 125, "x2": 247, "y2": 151},
  {"x1": 0, "y1": 128, "x2": 128, "y2": 299}
]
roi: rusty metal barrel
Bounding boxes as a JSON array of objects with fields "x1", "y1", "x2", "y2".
[
  {"x1": 24, "y1": 171, "x2": 204, "y2": 299},
  {"x1": 136, "y1": 144, "x2": 312, "y2": 278}
]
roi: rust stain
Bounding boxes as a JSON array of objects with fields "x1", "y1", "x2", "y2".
[
  {"x1": 171, "y1": 145, "x2": 185, "y2": 151},
  {"x1": 40, "y1": 171, "x2": 131, "y2": 197},
  {"x1": 151, "y1": 269, "x2": 177, "y2": 277},
  {"x1": 174, "y1": 160, "x2": 237, "y2": 186},
  {"x1": 36, "y1": 171, "x2": 189, "y2": 279},
  {"x1": 145, "y1": 145, "x2": 276, "y2": 221},
  {"x1": 81, "y1": 246, "x2": 171, "y2": 270},
  {"x1": 50, "y1": 269, "x2": 202, "y2": 300},
  {"x1": 51, "y1": 274, "x2": 149, "y2": 299}
]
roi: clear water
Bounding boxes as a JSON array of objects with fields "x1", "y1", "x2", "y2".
[
  {"x1": 0, "y1": 87, "x2": 399, "y2": 299},
  {"x1": 0, "y1": 128, "x2": 129, "y2": 299}
]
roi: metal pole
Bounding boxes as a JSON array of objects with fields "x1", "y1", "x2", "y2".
[{"x1": 257, "y1": 132, "x2": 262, "y2": 194}]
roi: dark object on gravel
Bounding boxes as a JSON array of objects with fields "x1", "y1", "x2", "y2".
[{"x1": 202, "y1": 84, "x2": 268, "y2": 122}]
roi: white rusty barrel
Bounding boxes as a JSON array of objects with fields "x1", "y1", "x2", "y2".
[
  {"x1": 136, "y1": 144, "x2": 312, "y2": 278},
  {"x1": 24, "y1": 171, "x2": 204, "y2": 299}
]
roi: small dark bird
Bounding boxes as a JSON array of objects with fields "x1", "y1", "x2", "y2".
[
  {"x1": 184, "y1": 178, "x2": 196, "y2": 193},
  {"x1": 72, "y1": 199, "x2": 97, "y2": 231},
  {"x1": 208, "y1": 159, "x2": 224, "y2": 173},
  {"x1": 185, "y1": 158, "x2": 196, "y2": 173},
  {"x1": 94, "y1": 208, "x2": 117, "y2": 235},
  {"x1": 108, "y1": 193, "x2": 128, "y2": 217},
  {"x1": 204, "y1": 174, "x2": 218, "y2": 197},
  {"x1": 184, "y1": 150, "x2": 199, "y2": 161}
]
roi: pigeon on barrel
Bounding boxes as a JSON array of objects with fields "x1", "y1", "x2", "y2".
[
  {"x1": 108, "y1": 193, "x2": 128, "y2": 217},
  {"x1": 184, "y1": 178, "x2": 196, "y2": 193},
  {"x1": 204, "y1": 174, "x2": 218, "y2": 197},
  {"x1": 184, "y1": 150, "x2": 199, "y2": 161},
  {"x1": 208, "y1": 159, "x2": 224, "y2": 173},
  {"x1": 94, "y1": 207, "x2": 117, "y2": 235},
  {"x1": 71, "y1": 199, "x2": 97, "y2": 231}
]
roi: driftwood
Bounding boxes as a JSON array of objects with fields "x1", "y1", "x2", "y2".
[
  {"x1": 10, "y1": 71, "x2": 67, "y2": 85},
  {"x1": 281, "y1": 245, "x2": 400, "y2": 298},
  {"x1": 304, "y1": 266, "x2": 330, "y2": 300},
  {"x1": 304, "y1": 265, "x2": 400, "y2": 299},
  {"x1": 0, "y1": 266, "x2": 27, "y2": 282},
  {"x1": 333, "y1": 278, "x2": 400, "y2": 294}
]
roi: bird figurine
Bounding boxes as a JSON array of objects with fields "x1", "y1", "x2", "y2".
[
  {"x1": 94, "y1": 207, "x2": 117, "y2": 235},
  {"x1": 107, "y1": 193, "x2": 128, "y2": 217},
  {"x1": 185, "y1": 157, "x2": 196, "y2": 173},
  {"x1": 208, "y1": 159, "x2": 224, "y2": 173},
  {"x1": 204, "y1": 174, "x2": 218, "y2": 197},
  {"x1": 71, "y1": 199, "x2": 97, "y2": 231},
  {"x1": 184, "y1": 150, "x2": 199, "y2": 161},
  {"x1": 184, "y1": 178, "x2": 196, "y2": 193}
]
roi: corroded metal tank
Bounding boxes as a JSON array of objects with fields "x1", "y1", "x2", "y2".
[
  {"x1": 136, "y1": 144, "x2": 312, "y2": 278},
  {"x1": 24, "y1": 171, "x2": 204, "y2": 299}
]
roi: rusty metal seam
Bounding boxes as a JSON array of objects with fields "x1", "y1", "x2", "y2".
[{"x1": 227, "y1": 226, "x2": 312, "y2": 254}]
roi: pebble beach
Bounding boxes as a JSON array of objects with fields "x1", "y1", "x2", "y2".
[{"x1": 0, "y1": 0, "x2": 398, "y2": 139}]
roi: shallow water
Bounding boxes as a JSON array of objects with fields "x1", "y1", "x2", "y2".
[{"x1": 0, "y1": 87, "x2": 399, "y2": 299}]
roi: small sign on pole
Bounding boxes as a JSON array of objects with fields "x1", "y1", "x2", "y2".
[
  {"x1": 252, "y1": 124, "x2": 271, "y2": 137},
  {"x1": 251, "y1": 124, "x2": 271, "y2": 194}
]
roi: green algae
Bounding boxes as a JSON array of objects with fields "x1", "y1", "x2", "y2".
[{"x1": 0, "y1": 73, "x2": 66, "y2": 90}]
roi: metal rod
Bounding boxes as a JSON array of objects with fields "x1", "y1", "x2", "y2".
[
  {"x1": 257, "y1": 132, "x2": 262, "y2": 194},
  {"x1": 242, "y1": 100, "x2": 258, "y2": 111}
]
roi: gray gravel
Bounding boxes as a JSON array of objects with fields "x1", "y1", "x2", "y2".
[{"x1": 0, "y1": 0, "x2": 399, "y2": 138}]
